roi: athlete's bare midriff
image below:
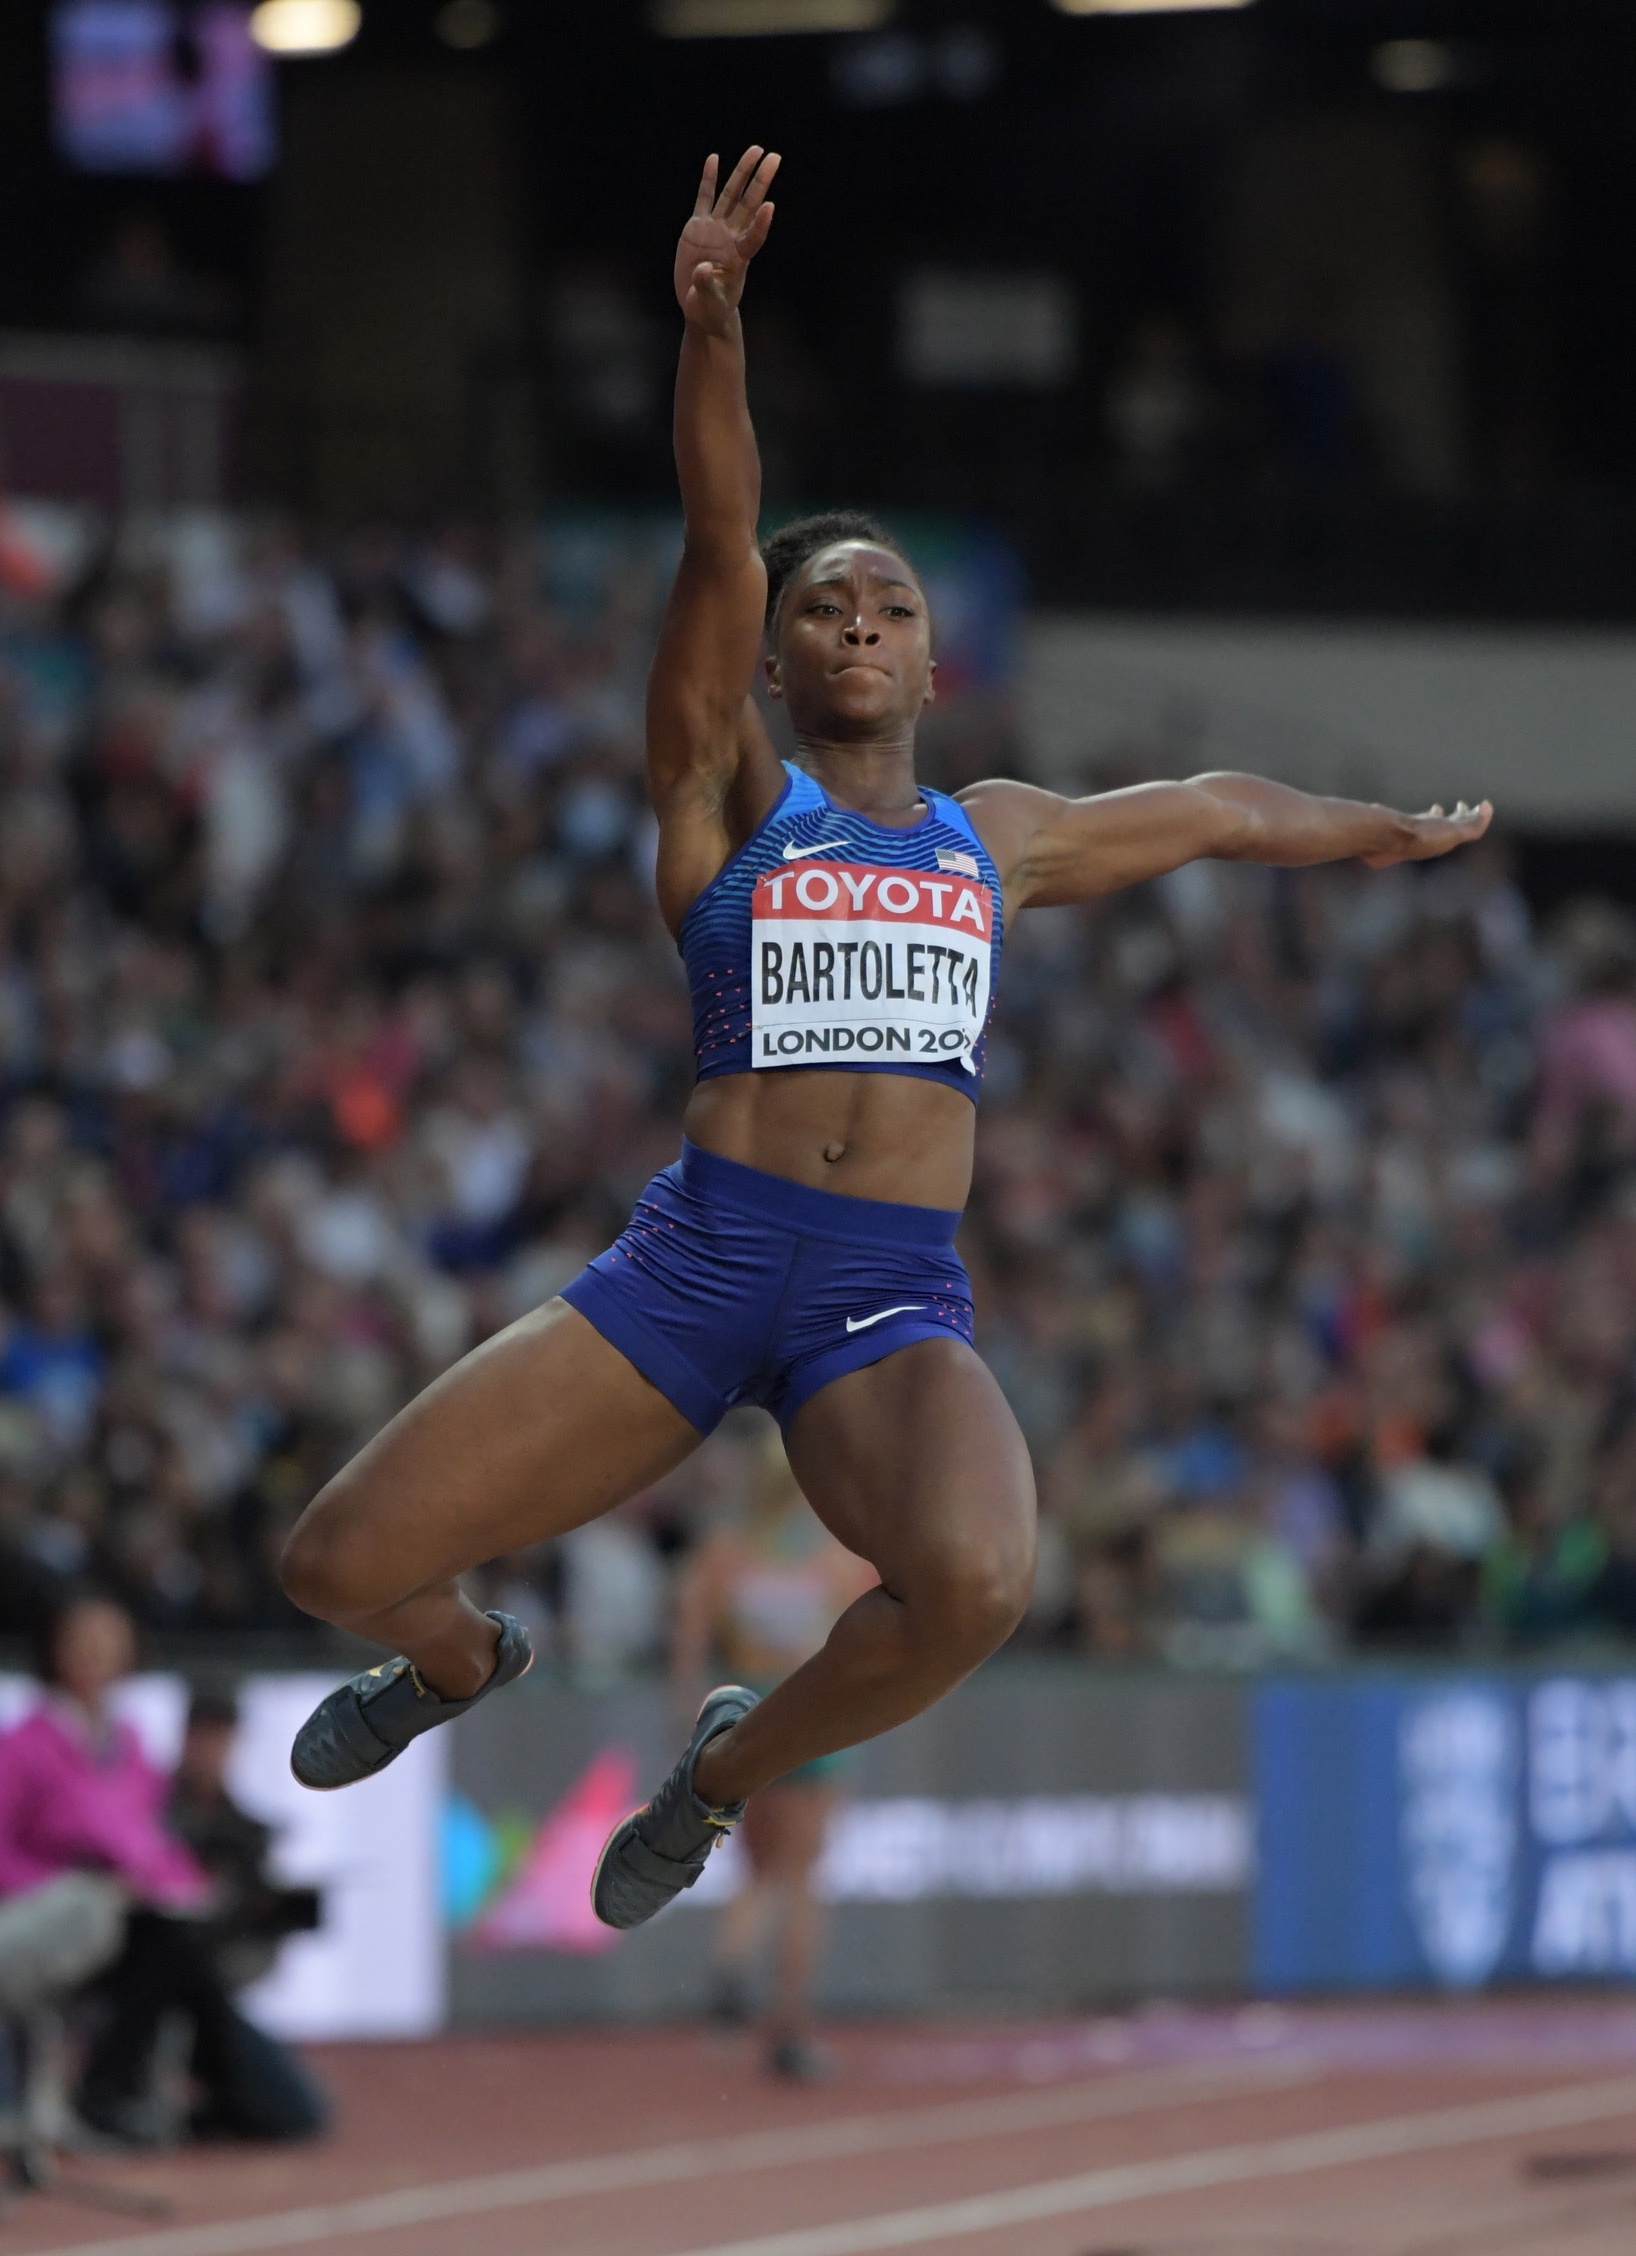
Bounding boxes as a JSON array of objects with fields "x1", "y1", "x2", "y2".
[{"x1": 684, "y1": 1067, "x2": 976, "y2": 1210}]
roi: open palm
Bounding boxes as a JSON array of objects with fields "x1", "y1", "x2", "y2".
[{"x1": 674, "y1": 147, "x2": 780, "y2": 334}]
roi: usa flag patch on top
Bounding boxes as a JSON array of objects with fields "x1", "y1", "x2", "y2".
[{"x1": 936, "y1": 849, "x2": 981, "y2": 879}]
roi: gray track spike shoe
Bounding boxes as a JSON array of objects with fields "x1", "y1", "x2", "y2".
[
  {"x1": 290, "y1": 1612, "x2": 533, "y2": 1791},
  {"x1": 592, "y1": 1684, "x2": 758, "y2": 1930}
]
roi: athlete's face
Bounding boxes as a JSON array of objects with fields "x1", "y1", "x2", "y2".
[{"x1": 766, "y1": 542, "x2": 935, "y2": 736}]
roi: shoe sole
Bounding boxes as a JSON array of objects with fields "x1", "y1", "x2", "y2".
[{"x1": 589, "y1": 1814, "x2": 640, "y2": 1931}]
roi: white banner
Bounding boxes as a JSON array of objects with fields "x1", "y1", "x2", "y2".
[{"x1": 685, "y1": 1792, "x2": 1253, "y2": 1906}]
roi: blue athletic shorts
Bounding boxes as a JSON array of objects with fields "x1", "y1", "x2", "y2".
[{"x1": 561, "y1": 1140, "x2": 973, "y2": 1434}]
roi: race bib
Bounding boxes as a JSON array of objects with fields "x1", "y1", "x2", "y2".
[{"x1": 751, "y1": 861, "x2": 993, "y2": 1074}]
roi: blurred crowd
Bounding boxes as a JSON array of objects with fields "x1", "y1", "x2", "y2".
[
  {"x1": 0, "y1": 512, "x2": 690, "y2": 1648},
  {"x1": 0, "y1": 513, "x2": 1634, "y2": 1670},
  {"x1": 979, "y1": 856, "x2": 1636, "y2": 1665}
]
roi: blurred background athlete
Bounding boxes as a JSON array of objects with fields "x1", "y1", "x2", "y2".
[
  {"x1": 675, "y1": 1429, "x2": 875, "y2": 2081},
  {"x1": 279, "y1": 147, "x2": 1492, "y2": 1934}
]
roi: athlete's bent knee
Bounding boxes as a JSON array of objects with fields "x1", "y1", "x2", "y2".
[
  {"x1": 278, "y1": 1516, "x2": 342, "y2": 1622},
  {"x1": 911, "y1": 1540, "x2": 1033, "y2": 1665},
  {"x1": 279, "y1": 1490, "x2": 397, "y2": 1624}
]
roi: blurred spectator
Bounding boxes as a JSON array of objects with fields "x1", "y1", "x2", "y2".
[
  {"x1": 0, "y1": 1270, "x2": 106, "y2": 1451},
  {"x1": 1044, "y1": 1367, "x2": 1164, "y2": 1658},
  {"x1": 1481, "y1": 1448, "x2": 1608, "y2": 1647},
  {"x1": 673, "y1": 1427, "x2": 875, "y2": 2082},
  {"x1": 167, "y1": 1686, "x2": 324, "y2": 1990},
  {"x1": 557, "y1": 1506, "x2": 670, "y2": 1683},
  {"x1": 1354, "y1": 1452, "x2": 1505, "y2": 1650},
  {"x1": 1530, "y1": 902, "x2": 1636, "y2": 1186},
  {"x1": 0, "y1": 1593, "x2": 323, "y2": 2143}
]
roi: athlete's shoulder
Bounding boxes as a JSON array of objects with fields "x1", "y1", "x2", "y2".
[
  {"x1": 953, "y1": 778, "x2": 1063, "y2": 890},
  {"x1": 954, "y1": 776, "x2": 1062, "y2": 821}
]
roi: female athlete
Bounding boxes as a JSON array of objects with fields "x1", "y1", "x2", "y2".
[
  {"x1": 677, "y1": 1427, "x2": 875, "y2": 2075},
  {"x1": 280, "y1": 148, "x2": 1492, "y2": 1930}
]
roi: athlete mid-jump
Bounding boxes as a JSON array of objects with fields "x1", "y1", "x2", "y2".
[{"x1": 280, "y1": 149, "x2": 1492, "y2": 1927}]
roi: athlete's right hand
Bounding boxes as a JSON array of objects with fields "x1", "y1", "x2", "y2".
[{"x1": 674, "y1": 147, "x2": 779, "y2": 335}]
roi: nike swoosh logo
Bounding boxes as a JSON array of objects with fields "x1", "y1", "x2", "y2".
[
  {"x1": 782, "y1": 839, "x2": 845, "y2": 860},
  {"x1": 845, "y1": 1305, "x2": 926, "y2": 1333}
]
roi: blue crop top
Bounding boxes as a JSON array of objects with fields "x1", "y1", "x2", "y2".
[{"x1": 679, "y1": 762, "x2": 1004, "y2": 1104}]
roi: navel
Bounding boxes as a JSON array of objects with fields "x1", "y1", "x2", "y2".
[{"x1": 822, "y1": 1140, "x2": 847, "y2": 1164}]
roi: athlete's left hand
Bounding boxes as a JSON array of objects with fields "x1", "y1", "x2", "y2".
[{"x1": 1361, "y1": 799, "x2": 1494, "y2": 866}]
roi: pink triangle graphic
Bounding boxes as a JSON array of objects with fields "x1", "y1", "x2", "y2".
[{"x1": 469, "y1": 1746, "x2": 640, "y2": 1954}]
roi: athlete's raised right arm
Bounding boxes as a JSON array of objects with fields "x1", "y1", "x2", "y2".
[{"x1": 649, "y1": 148, "x2": 787, "y2": 933}]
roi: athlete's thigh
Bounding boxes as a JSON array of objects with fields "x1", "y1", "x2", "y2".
[
  {"x1": 784, "y1": 1337, "x2": 1035, "y2": 1593},
  {"x1": 297, "y1": 1299, "x2": 700, "y2": 1598}
]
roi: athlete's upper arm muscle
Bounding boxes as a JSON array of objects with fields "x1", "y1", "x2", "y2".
[
  {"x1": 959, "y1": 777, "x2": 1237, "y2": 909},
  {"x1": 646, "y1": 544, "x2": 769, "y2": 815},
  {"x1": 648, "y1": 596, "x2": 782, "y2": 932},
  {"x1": 647, "y1": 552, "x2": 785, "y2": 933}
]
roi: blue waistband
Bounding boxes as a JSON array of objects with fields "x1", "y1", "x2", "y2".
[{"x1": 677, "y1": 1140, "x2": 961, "y2": 1247}]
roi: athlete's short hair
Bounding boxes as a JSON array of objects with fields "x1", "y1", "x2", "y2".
[{"x1": 760, "y1": 510, "x2": 912, "y2": 630}]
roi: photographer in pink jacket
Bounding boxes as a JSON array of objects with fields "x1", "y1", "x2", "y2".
[{"x1": 0, "y1": 1592, "x2": 325, "y2": 2144}]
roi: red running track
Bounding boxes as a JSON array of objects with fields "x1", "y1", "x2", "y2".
[{"x1": 8, "y1": 2001, "x2": 1636, "y2": 2256}]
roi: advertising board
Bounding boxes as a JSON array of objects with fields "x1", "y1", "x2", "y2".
[
  {"x1": 446, "y1": 1667, "x2": 1252, "y2": 2024},
  {"x1": 1254, "y1": 1673, "x2": 1636, "y2": 1991},
  {"x1": 13, "y1": 1660, "x2": 1635, "y2": 2031}
]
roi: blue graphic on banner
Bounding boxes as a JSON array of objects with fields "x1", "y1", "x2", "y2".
[{"x1": 1253, "y1": 1675, "x2": 1636, "y2": 1991}]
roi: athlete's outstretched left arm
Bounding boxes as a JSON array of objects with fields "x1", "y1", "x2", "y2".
[{"x1": 961, "y1": 773, "x2": 1493, "y2": 910}]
